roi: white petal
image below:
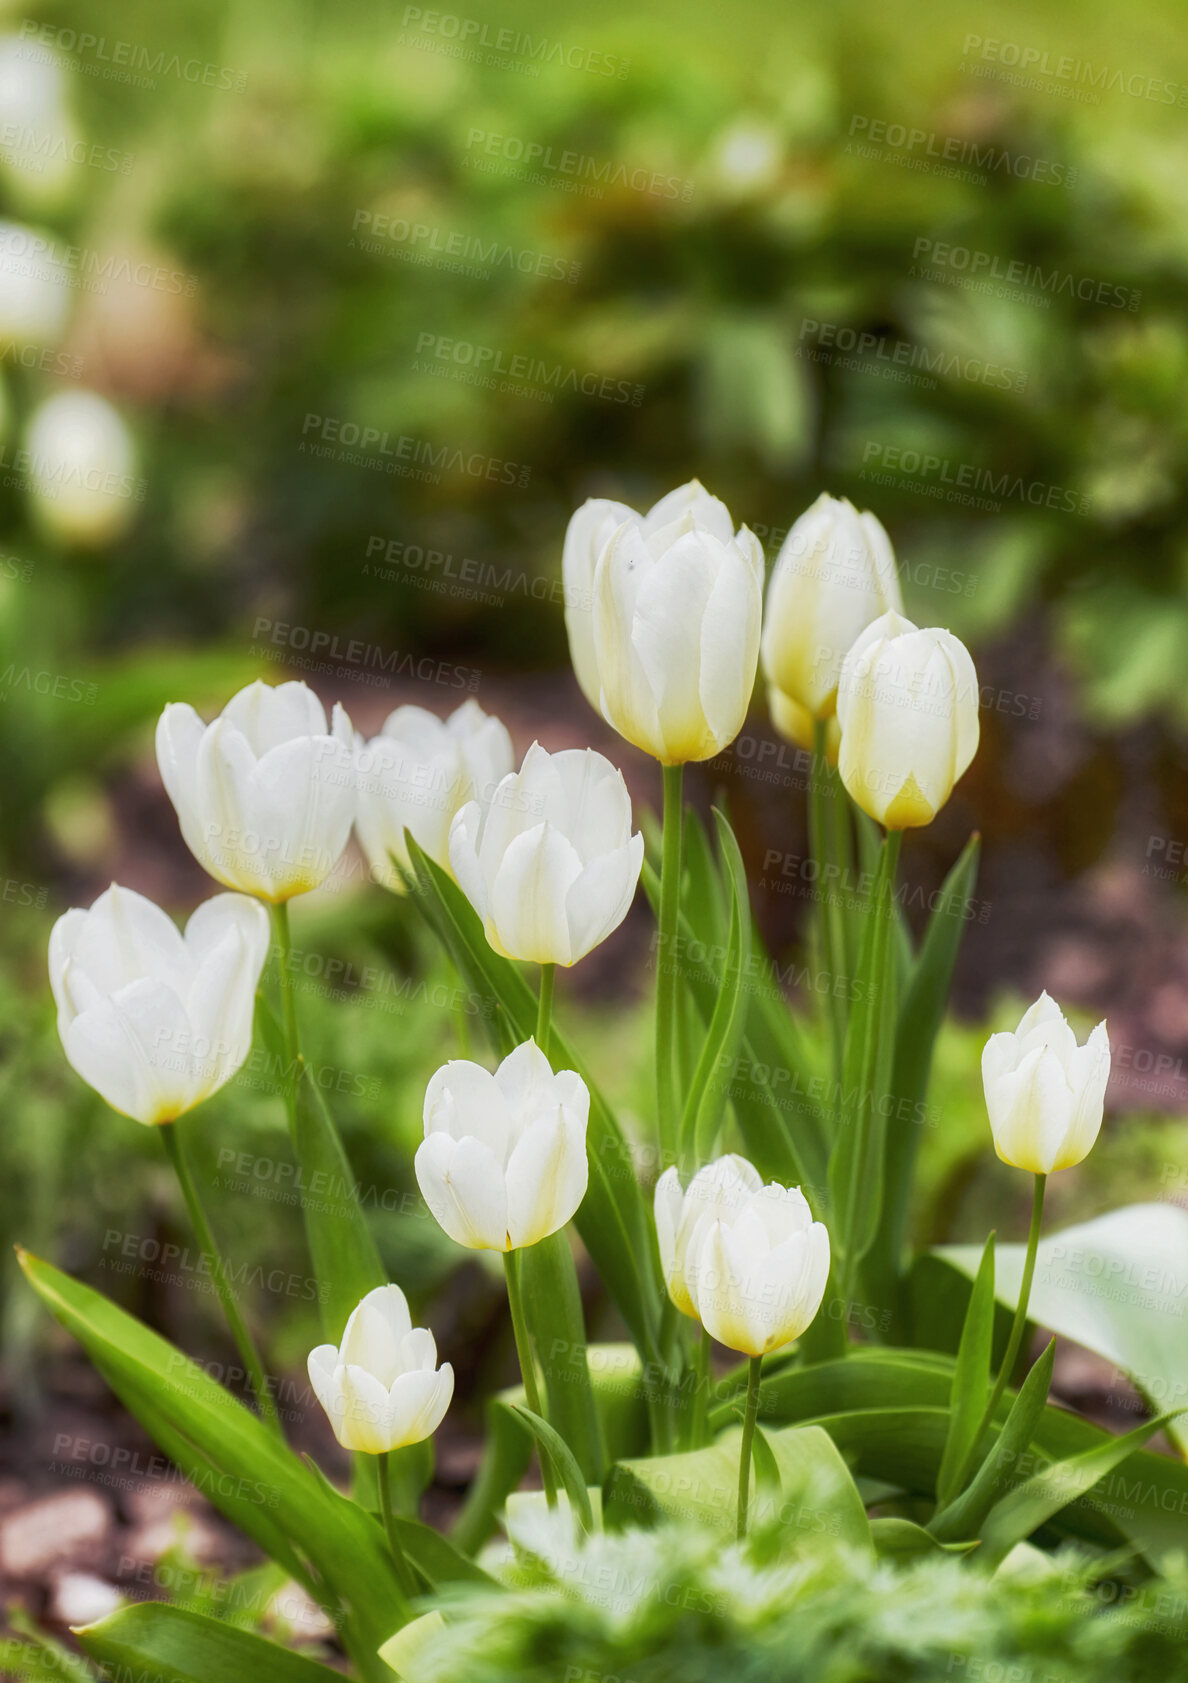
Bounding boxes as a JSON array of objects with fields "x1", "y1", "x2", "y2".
[{"x1": 415, "y1": 1133, "x2": 509, "y2": 1250}]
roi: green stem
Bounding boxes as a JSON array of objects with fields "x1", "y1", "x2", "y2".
[
  {"x1": 810, "y1": 718, "x2": 847, "y2": 1085},
  {"x1": 656, "y1": 763, "x2": 685, "y2": 1166},
  {"x1": 504, "y1": 1250, "x2": 557, "y2": 1507},
  {"x1": 537, "y1": 962, "x2": 555, "y2": 1060},
  {"x1": 160, "y1": 1122, "x2": 282, "y2": 1437},
  {"x1": 376, "y1": 1451, "x2": 418, "y2": 1605},
  {"x1": 685, "y1": 1325, "x2": 711, "y2": 1450},
  {"x1": 953, "y1": 1173, "x2": 1047, "y2": 1493},
  {"x1": 736, "y1": 1355, "x2": 763, "y2": 1539},
  {"x1": 269, "y1": 901, "x2": 301, "y2": 1128},
  {"x1": 838, "y1": 827, "x2": 902, "y2": 1324}
]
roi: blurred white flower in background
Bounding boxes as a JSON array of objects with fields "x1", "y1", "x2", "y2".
[
  {"x1": 0, "y1": 219, "x2": 71, "y2": 350},
  {"x1": 25, "y1": 390, "x2": 138, "y2": 546},
  {"x1": 0, "y1": 36, "x2": 81, "y2": 207}
]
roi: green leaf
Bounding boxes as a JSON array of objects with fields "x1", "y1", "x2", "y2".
[
  {"x1": 620, "y1": 1422, "x2": 870, "y2": 1553},
  {"x1": 18, "y1": 1251, "x2": 403, "y2": 1672},
  {"x1": 449, "y1": 1390, "x2": 533, "y2": 1557},
  {"x1": 602, "y1": 1463, "x2": 663, "y2": 1531},
  {"x1": 679, "y1": 810, "x2": 752, "y2": 1164},
  {"x1": 77, "y1": 1603, "x2": 347, "y2": 1683},
  {"x1": 931, "y1": 1339, "x2": 1056, "y2": 1542},
  {"x1": 292, "y1": 1059, "x2": 386, "y2": 1342},
  {"x1": 937, "y1": 1201, "x2": 1188, "y2": 1454},
  {"x1": 978, "y1": 1405, "x2": 1188, "y2": 1571},
  {"x1": 390, "y1": 1515, "x2": 497, "y2": 1587},
  {"x1": 868, "y1": 835, "x2": 981, "y2": 1307},
  {"x1": 750, "y1": 1423, "x2": 782, "y2": 1500},
  {"x1": 732, "y1": 1346, "x2": 1188, "y2": 1570},
  {"x1": 870, "y1": 1517, "x2": 978, "y2": 1559},
  {"x1": 404, "y1": 837, "x2": 662, "y2": 1360},
  {"x1": 513, "y1": 1405, "x2": 596, "y2": 1532},
  {"x1": 936, "y1": 1231, "x2": 996, "y2": 1509},
  {"x1": 517, "y1": 1231, "x2": 604, "y2": 1482}
]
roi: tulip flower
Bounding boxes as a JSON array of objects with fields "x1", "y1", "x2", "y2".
[
  {"x1": 683, "y1": 1165, "x2": 830, "y2": 1358},
  {"x1": 48, "y1": 884, "x2": 269, "y2": 1126},
  {"x1": 837, "y1": 611, "x2": 979, "y2": 830},
  {"x1": 0, "y1": 220, "x2": 71, "y2": 350},
  {"x1": 307, "y1": 1285, "x2": 454, "y2": 1455},
  {"x1": 761, "y1": 493, "x2": 903, "y2": 722},
  {"x1": 354, "y1": 699, "x2": 513, "y2": 891},
  {"x1": 416, "y1": 1039, "x2": 590, "y2": 1251},
  {"x1": 654, "y1": 1154, "x2": 767, "y2": 1321},
  {"x1": 26, "y1": 391, "x2": 138, "y2": 547},
  {"x1": 562, "y1": 496, "x2": 636, "y2": 713},
  {"x1": 589, "y1": 479, "x2": 764, "y2": 764},
  {"x1": 449, "y1": 741, "x2": 643, "y2": 967},
  {"x1": 982, "y1": 992, "x2": 1110, "y2": 1175},
  {"x1": 156, "y1": 680, "x2": 355, "y2": 901}
]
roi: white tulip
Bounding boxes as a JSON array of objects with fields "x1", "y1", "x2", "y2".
[
  {"x1": 416, "y1": 1039, "x2": 589, "y2": 1252},
  {"x1": 354, "y1": 699, "x2": 513, "y2": 892},
  {"x1": 449, "y1": 741, "x2": 643, "y2": 966},
  {"x1": 767, "y1": 686, "x2": 840, "y2": 762},
  {"x1": 667, "y1": 1155, "x2": 829, "y2": 1357},
  {"x1": 562, "y1": 496, "x2": 634, "y2": 712},
  {"x1": 307, "y1": 1285, "x2": 453, "y2": 1455},
  {"x1": 654, "y1": 1154, "x2": 766, "y2": 1320},
  {"x1": 156, "y1": 680, "x2": 355, "y2": 902},
  {"x1": 982, "y1": 992, "x2": 1110, "y2": 1175},
  {"x1": 588, "y1": 480, "x2": 764, "y2": 763},
  {"x1": 761, "y1": 493, "x2": 903, "y2": 720},
  {"x1": 26, "y1": 391, "x2": 138, "y2": 546},
  {"x1": 48, "y1": 884, "x2": 268, "y2": 1126},
  {"x1": 837, "y1": 611, "x2": 979, "y2": 829}
]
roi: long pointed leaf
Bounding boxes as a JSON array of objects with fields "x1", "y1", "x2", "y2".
[
  {"x1": 78, "y1": 1604, "x2": 345, "y2": 1683},
  {"x1": 930, "y1": 1340, "x2": 1056, "y2": 1541},
  {"x1": 512, "y1": 1405, "x2": 595, "y2": 1531},
  {"x1": 936, "y1": 1231, "x2": 996, "y2": 1509}
]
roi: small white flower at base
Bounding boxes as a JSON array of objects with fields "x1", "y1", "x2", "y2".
[
  {"x1": 308, "y1": 1285, "x2": 453, "y2": 1455},
  {"x1": 416, "y1": 1039, "x2": 590, "y2": 1252},
  {"x1": 761, "y1": 493, "x2": 903, "y2": 721},
  {"x1": 449, "y1": 741, "x2": 643, "y2": 967},
  {"x1": 353, "y1": 699, "x2": 513, "y2": 892},
  {"x1": 982, "y1": 992, "x2": 1110, "y2": 1175},
  {"x1": 837, "y1": 610, "x2": 979, "y2": 830},
  {"x1": 587, "y1": 479, "x2": 764, "y2": 765},
  {"x1": 156, "y1": 679, "x2": 355, "y2": 902},
  {"x1": 48, "y1": 884, "x2": 269, "y2": 1126},
  {"x1": 660, "y1": 1155, "x2": 830, "y2": 1357}
]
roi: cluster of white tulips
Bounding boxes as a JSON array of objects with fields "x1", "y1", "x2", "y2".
[{"x1": 45, "y1": 481, "x2": 1112, "y2": 1541}]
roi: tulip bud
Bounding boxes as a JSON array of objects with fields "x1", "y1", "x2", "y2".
[
  {"x1": 26, "y1": 391, "x2": 138, "y2": 547},
  {"x1": 761, "y1": 493, "x2": 903, "y2": 720},
  {"x1": 416, "y1": 1039, "x2": 589, "y2": 1251},
  {"x1": 588, "y1": 479, "x2": 764, "y2": 764},
  {"x1": 449, "y1": 741, "x2": 643, "y2": 967},
  {"x1": 982, "y1": 992, "x2": 1110, "y2": 1175},
  {"x1": 665, "y1": 1156, "x2": 830, "y2": 1357},
  {"x1": 307, "y1": 1285, "x2": 453, "y2": 1455},
  {"x1": 654, "y1": 1154, "x2": 765, "y2": 1319},
  {"x1": 156, "y1": 680, "x2": 355, "y2": 902},
  {"x1": 48, "y1": 884, "x2": 268, "y2": 1126},
  {"x1": 562, "y1": 496, "x2": 634, "y2": 712},
  {"x1": 354, "y1": 699, "x2": 513, "y2": 892},
  {"x1": 837, "y1": 611, "x2": 979, "y2": 830}
]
